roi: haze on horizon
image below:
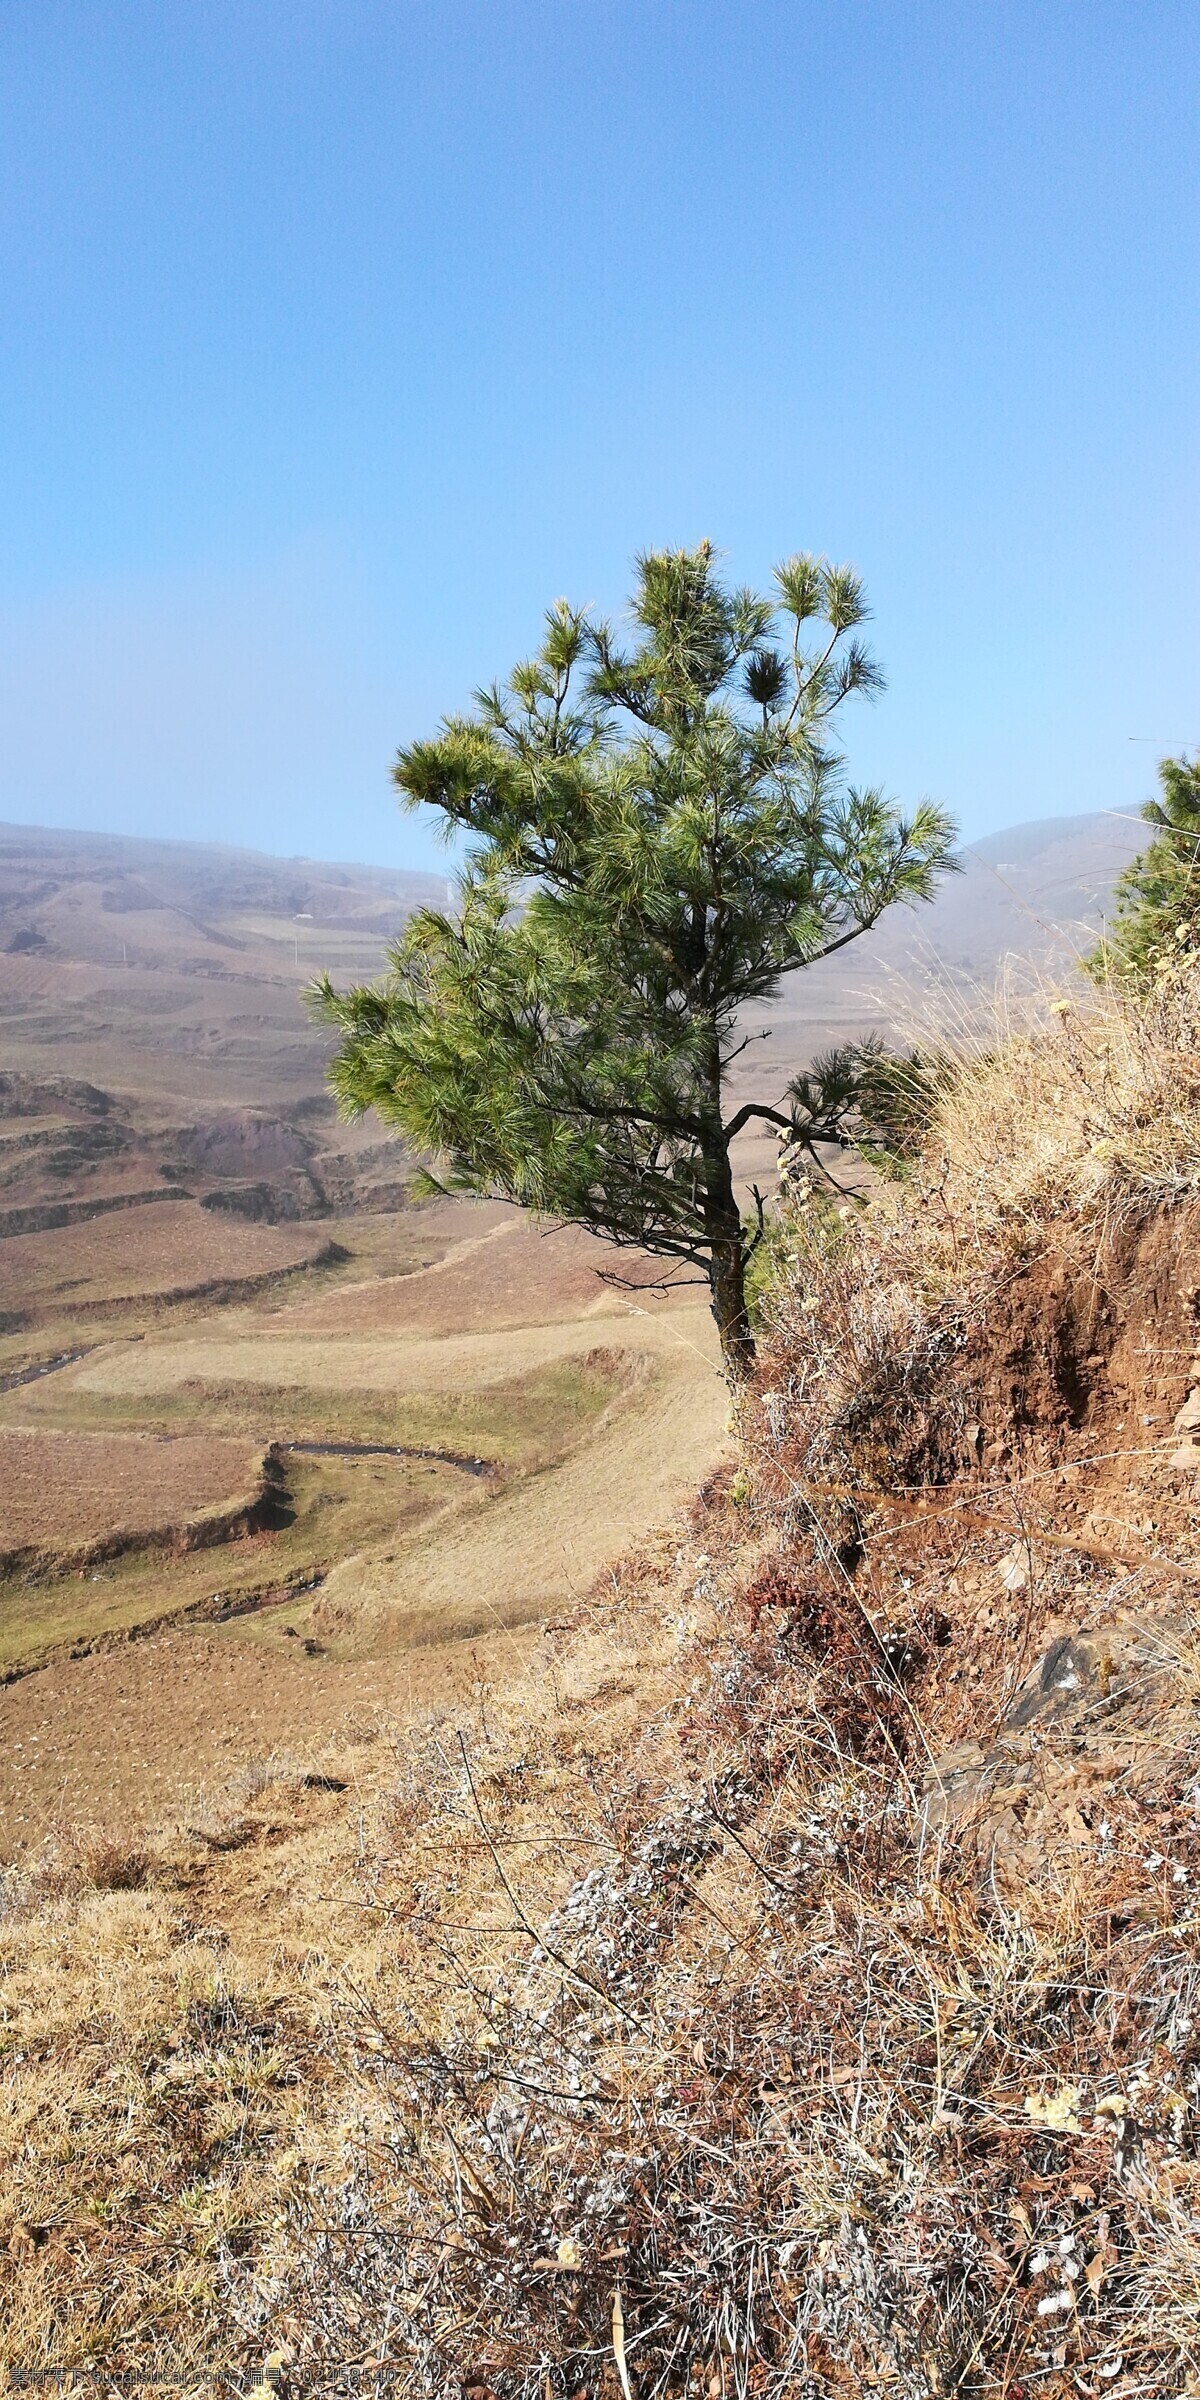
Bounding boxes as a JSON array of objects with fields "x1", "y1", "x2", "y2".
[{"x1": 2, "y1": 1, "x2": 1197, "y2": 875}]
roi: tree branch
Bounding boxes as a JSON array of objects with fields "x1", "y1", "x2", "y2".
[
  {"x1": 596, "y1": 1262, "x2": 711, "y2": 1295},
  {"x1": 722, "y1": 1100, "x2": 793, "y2": 1142}
]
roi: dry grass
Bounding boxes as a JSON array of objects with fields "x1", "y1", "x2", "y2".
[
  {"x1": 243, "y1": 1517, "x2": 1200, "y2": 2399},
  {"x1": 0, "y1": 1732, "x2": 396, "y2": 2384},
  {"x1": 0, "y1": 1868, "x2": 318, "y2": 2380},
  {"x1": 3, "y1": 1460, "x2": 1199, "y2": 2391},
  {"x1": 905, "y1": 951, "x2": 1200, "y2": 1241}
]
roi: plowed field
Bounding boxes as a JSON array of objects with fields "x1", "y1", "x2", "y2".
[
  {"x1": 0, "y1": 1427, "x2": 263, "y2": 1551},
  {"x1": 0, "y1": 1199, "x2": 330, "y2": 1316}
]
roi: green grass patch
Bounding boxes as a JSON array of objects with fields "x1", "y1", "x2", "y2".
[
  {"x1": 5, "y1": 1351, "x2": 636, "y2": 1467},
  {"x1": 0, "y1": 1448, "x2": 482, "y2": 1673}
]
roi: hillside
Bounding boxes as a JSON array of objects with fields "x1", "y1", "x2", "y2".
[
  {"x1": 1, "y1": 810, "x2": 1142, "y2": 1107},
  {"x1": 2, "y1": 945, "x2": 1199, "y2": 2393},
  {"x1": 0, "y1": 810, "x2": 1144, "y2": 1230}
]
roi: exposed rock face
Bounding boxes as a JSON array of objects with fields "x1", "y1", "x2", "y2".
[{"x1": 199, "y1": 1178, "x2": 318, "y2": 1223}]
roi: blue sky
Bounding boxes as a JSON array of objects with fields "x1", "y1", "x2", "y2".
[{"x1": 1, "y1": 1, "x2": 1197, "y2": 873}]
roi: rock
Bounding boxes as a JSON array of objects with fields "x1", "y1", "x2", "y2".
[
  {"x1": 998, "y1": 1542, "x2": 1030, "y2": 1593},
  {"x1": 1008, "y1": 1634, "x2": 1096, "y2": 1726}
]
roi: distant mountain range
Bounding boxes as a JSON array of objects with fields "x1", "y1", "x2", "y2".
[
  {"x1": 0, "y1": 806, "x2": 1144, "y2": 975},
  {"x1": 918, "y1": 809, "x2": 1145, "y2": 976},
  {"x1": 0, "y1": 820, "x2": 450, "y2": 961},
  {"x1": 0, "y1": 807, "x2": 1147, "y2": 1105},
  {"x1": 0, "y1": 822, "x2": 457, "y2": 1234}
]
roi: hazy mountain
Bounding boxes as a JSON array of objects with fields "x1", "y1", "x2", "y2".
[
  {"x1": 922, "y1": 809, "x2": 1145, "y2": 976},
  {"x1": 0, "y1": 822, "x2": 456, "y2": 1229},
  {"x1": 0, "y1": 821, "x2": 450, "y2": 961},
  {"x1": 751, "y1": 808, "x2": 1146, "y2": 1072},
  {"x1": 0, "y1": 808, "x2": 1147, "y2": 1174},
  {"x1": 0, "y1": 821, "x2": 450, "y2": 1113}
]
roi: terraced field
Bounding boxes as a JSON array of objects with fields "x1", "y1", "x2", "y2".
[
  {"x1": 0, "y1": 1199, "x2": 725, "y2": 1844},
  {"x1": 0, "y1": 1427, "x2": 265, "y2": 1561},
  {"x1": 0, "y1": 1197, "x2": 336, "y2": 1326}
]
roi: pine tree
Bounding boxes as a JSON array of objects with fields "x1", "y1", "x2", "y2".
[
  {"x1": 315, "y1": 545, "x2": 956, "y2": 1375},
  {"x1": 1090, "y1": 755, "x2": 1200, "y2": 985}
]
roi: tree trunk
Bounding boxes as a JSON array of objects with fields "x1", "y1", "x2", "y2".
[
  {"x1": 700, "y1": 1027, "x2": 755, "y2": 1378},
  {"x1": 709, "y1": 1231, "x2": 756, "y2": 1379},
  {"x1": 701, "y1": 1122, "x2": 756, "y2": 1378}
]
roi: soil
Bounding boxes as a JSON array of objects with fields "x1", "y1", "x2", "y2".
[
  {"x1": 0, "y1": 1199, "x2": 329, "y2": 1316},
  {"x1": 963, "y1": 1193, "x2": 1200, "y2": 1531},
  {"x1": 0, "y1": 1613, "x2": 545, "y2": 1851},
  {"x1": 0, "y1": 1427, "x2": 263, "y2": 1552}
]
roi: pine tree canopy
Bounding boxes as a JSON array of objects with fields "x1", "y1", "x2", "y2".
[
  {"x1": 1090, "y1": 754, "x2": 1200, "y2": 986},
  {"x1": 314, "y1": 544, "x2": 957, "y2": 1373}
]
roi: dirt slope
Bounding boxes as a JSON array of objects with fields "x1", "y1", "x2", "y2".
[{"x1": 309, "y1": 1298, "x2": 726, "y2": 1646}]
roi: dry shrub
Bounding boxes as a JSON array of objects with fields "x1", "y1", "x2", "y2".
[
  {"x1": 929, "y1": 954, "x2": 1200, "y2": 1232},
  {"x1": 876, "y1": 947, "x2": 1200, "y2": 1262},
  {"x1": 174, "y1": 1748, "x2": 345, "y2": 1852},
  {"x1": 73, "y1": 1827, "x2": 150, "y2": 1891},
  {"x1": 259, "y1": 1541, "x2": 1200, "y2": 2399},
  {"x1": 750, "y1": 1199, "x2": 973, "y2": 1495},
  {"x1": 738, "y1": 1557, "x2": 943, "y2": 1763},
  {"x1": 0, "y1": 1825, "x2": 149, "y2": 1913},
  {"x1": 746, "y1": 953, "x2": 1200, "y2": 1502}
]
